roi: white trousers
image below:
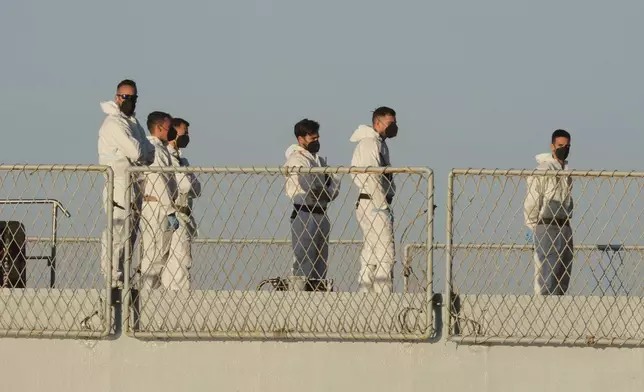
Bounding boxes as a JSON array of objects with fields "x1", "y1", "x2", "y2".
[
  {"x1": 163, "y1": 218, "x2": 193, "y2": 291},
  {"x1": 139, "y1": 202, "x2": 173, "y2": 290},
  {"x1": 100, "y1": 179, "x2": 141, "y2": 288},
  {"x1": 356, "y1": 199, "x2": 395, "y2": 293}
]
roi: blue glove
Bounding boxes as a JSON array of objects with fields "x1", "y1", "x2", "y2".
[
  {"x1": 525, "y1": 229, "x2": 534, "y2": 243},
  {"x1": 168, "y1": 213, "x2": 180, "y2": 231},
  {"x1": 372, "y1": 208, "x2": 394, "y2": 225}
]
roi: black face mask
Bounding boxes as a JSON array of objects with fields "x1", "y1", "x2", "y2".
[
  {"x1": 167, "y1": 127, "x2": 177, "y2": 142},
  {"x1": 176, "y1": 135, "x2": 190, "y2": 148},
  {"x1": 119, "y1": 98, "x2": 136, "y2": 117},
  {"x1": 384, "y1": 123, "x2": 398, "y2": 139},
  {"x1": 554, "y1": 146, "x2": 570, "y2": 161},
  {"x1": 306, "y1": 140, "x2": 320, "y2": 154}
]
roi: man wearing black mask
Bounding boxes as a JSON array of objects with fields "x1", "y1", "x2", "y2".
[
  {"x1": 524, "y1": 129, "x2": 574, "y2": 295},
  {"x1": 98, "y1": 79, "x2": 154, "y2": 288},
  {"x1": 139, "y1": 111, "x2": 179, "y2": 290},
  {"x1": 350, "y1": 106, "x2": 398, "y2": 293},
  {"x1": 284, "y1": 119, "x2": 340, "y2": 291},
  {"x1": 165, "y1": 118, "x2": 201, "y2": 291}
]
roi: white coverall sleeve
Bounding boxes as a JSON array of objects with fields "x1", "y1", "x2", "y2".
[
  {"x1": 105, "y1": 119, "x2": 143, "y2": 162},
  {"x1": 180, "y1": 157, "x2": 201, "y2": 198},
  {"x1": 175, "y1": 170, "x2": 201, "y2": 198},
  {"x1": 523, "y1": 175, "x2": 543, "y2": 230},
  {"x1": 136, "y1": 123, "x2": 155, "y2": 165},
  {"x1": 147, "y1": 150, "x2": 175, "y2": 209},
  {"x1": 171, "y1": 154, "x2": 192, "y2": 197},
  {"x1": 567, "y1": 177, "x2": 574, "y2": 218},
  {"x1": 320, "y1": 157, "x2": 340, "y2": 201},
  {"x1": 188, "y1": 173, "x2": 201, "y2": 198},
  {"x1": 357, "y1": 138, "x2": 388, "y2": 209},
  {"x1": 284, "y1": 153, "x2": 312, "y2": 205}
]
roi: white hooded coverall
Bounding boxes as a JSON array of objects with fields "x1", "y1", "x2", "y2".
[
  {"x1": 140, "y1": 136, "x2": 177, "y2": 290},
  {"x1": 284, "y1": 145, "x2": 339, "y2": 290},
  {"x1": 98, "y1": 101, "x2": 154, "y2": 287},
  {"x1": 165, "y1": 145, "x2": 201, "y2": 291},
  {"x1": 350, "y1": 125, "x2": 396, "y2": 293},
  {"x1": 524, "y1": 153, "x2": 574, "y2": 295}
]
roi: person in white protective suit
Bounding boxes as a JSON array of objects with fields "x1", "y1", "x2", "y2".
[
  {"x1": 350, "y1": 106, "x2": 398, "y2": 293},
  {"x1": 284, "y1": 119, "x2": 340, "y2": 292},
  {"x1": 524, "y1": 129, "x2": 574, "y2": 296},
  {"x1": 164, "y1": 118, "x2": 201, "y2": 291},
  {"x1": 139, "y1": 111, "x2": 179, "y2": 290},
  {"x1": 98, "y1": 79, "x2": 155, "y2": 288}
]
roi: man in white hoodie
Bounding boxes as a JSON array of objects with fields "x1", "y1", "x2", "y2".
[
  {"x1": 164, "y1": 118, "x2": 201, "y2": 291},
  {"x1": 139, "y1": 111, "x2": 178, "y2": 290},
  {"x1": 350, "y1": 106, "x2": 398, "y2": 293},
  {"x1": 524, "y1": 129, "x2": 574, "y2": 296},
  {"x1": 98, "y1": 79, "x2": 154, "y2": 288},
  {"x1": 284, "y1": 119, "x2": 339, "y2": 291}
]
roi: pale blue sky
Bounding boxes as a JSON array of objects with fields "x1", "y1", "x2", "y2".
[
  {"x1": 2, "y1": 0, "x2": 643, "y2": 172},
  {"x1": 1, "y1": 0, "x2": 643, "y2": 292}
]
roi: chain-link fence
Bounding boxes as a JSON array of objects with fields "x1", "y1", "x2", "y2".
[
  {"x1": 446, "y1": 169, "x2": 644, "y2": 346},
  {"x1": 0, "y1": 165, "x2": 113, "y2": 338},
  {"x1": 123, "y1": 166, "x2": 434, "y2": 339}
]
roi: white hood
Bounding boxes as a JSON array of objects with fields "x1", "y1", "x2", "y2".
[
  {"x1": 285, "y1": 144, "x2": 305, "y2": 159},
  {"x1": 100, "y1": 101, "x2": 120, "y2": 116},
  {"x1": 535, "y1": 152, "x2": 568, "y2": 169},
  {"x1": 350, "y1": 125, "x2": 379, "y2": 142}
]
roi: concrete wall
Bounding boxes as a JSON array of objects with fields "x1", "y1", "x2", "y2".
[{"x1": 0, "y1": 336, "x2": 642, "y2": 392}]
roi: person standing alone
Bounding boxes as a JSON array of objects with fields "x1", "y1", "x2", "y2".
[{"x1": 524, "y1": 129, "x2": 574, "y2": 296}]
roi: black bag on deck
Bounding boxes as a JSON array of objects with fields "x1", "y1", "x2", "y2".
[{"x1": 0, "y1": 221, "x2": 26, "y2": 288}]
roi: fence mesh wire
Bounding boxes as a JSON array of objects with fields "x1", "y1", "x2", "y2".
[
  {"x1": 446, "y1": 169, "x2": 644, "y2": 345},
  {"x1": 123, "y1": 166, "x2": 433, "y2": 339},
  {"x1": 0, "y1": 165, "x2": 112, "y2": 337}
]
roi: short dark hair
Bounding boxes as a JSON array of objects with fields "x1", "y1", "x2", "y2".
[
  {"x1": 552, "y1": 129, "x2": 571, "y2": 143},
  {"x1": 171, "y1": 118, "x2": 190, "y2": 128},
  {"x1": 372, "y1": 106, "x2": 396, "y2": 124},
  {"x1": 117, "y1": 79, "x2": 137, "y2": 91},
  {"x1": 294, "y1": 119, "x2": 320, "y2": 139},
  {"x1": 147, "y1": 111, "x2": 171, "y2": 133}
]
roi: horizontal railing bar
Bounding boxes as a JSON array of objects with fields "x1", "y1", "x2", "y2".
[
  {"x1": 0, "y1": 199, "x2": 71, "y2": 218},
  {"x1": 23, "y1": 237, "x2": 644, "y2": 251},
  {"x1": 128, "y1": 166, "x2": 432, "y2": 174},
  {"x1": 451, "y1": 168, "x2": 644, "y2": 177},
  {"x1": 0, "y1": 164, "x2": 111, "y2": 172}
]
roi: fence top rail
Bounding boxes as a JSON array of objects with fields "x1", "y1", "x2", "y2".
[
  {"x1": 127, "y1": 166, "x2": 433, "y2": 175},
  {"x1": 0, "y1": 199, "x2": 71, "y2": 218},
  {"x1": 450, "y1": 168, "x2": 644, "y2": 178},
  {"x1": 0, "y1": 164, "x2": 112, "y2": 173}
]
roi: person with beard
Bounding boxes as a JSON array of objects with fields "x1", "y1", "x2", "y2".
[
  {"x1": 524, "y1": 129, "x2": 574, "y2": 295},
  {"x1": 284, "y1": 119, "x2": 339, "y2": 291},
  {"x1": 350, "y1": 106, "x2": 398, "y2": 293},
  {"x1": 98, "y1": 79, "x2": 154, "y2": 288}
]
